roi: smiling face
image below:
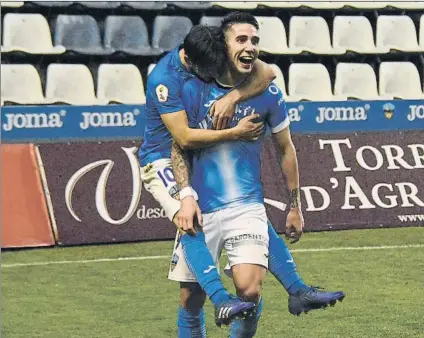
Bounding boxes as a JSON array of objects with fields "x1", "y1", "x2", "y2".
[{"x1": 224, "y1": 23, "x2": 260, "y2": 76}]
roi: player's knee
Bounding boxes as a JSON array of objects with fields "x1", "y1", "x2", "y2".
[
  {"x1": 180, "y1": 282, "x2": 206, "y2": 310},
  {"x1": 236, "y1": 281, "x2": 263, "y2": 303}
]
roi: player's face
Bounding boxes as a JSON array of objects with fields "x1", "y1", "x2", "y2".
[{"x1": 225, "y1": 23, "x2": 260, "y2": 76}]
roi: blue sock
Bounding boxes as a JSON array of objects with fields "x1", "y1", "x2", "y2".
[
  {"x1": 267, "y1": 221, "x2": 308, "y2": 294},
  {"x1": 177, "y1": 306, "x2": 206, "y2": 338},
  {"x1": 230, "y1": 297, "x2": 263, "y2": 338},
  {"x1": 181, "y1": 232, "x2": 231, "y2": 307}
]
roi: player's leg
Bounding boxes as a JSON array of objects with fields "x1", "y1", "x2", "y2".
[
  {"x1": 178, "y1": 282, "x2": 207, "y2": 338},
  {"x1": 222, "y1": 203, "x2": 269, "y2": 337},
  {"x1": 141, "y1": 159, "x2": 231, "y2": 307},
  {"x1": 266, "y1": 220, "x2": 345, "y2": 315}
]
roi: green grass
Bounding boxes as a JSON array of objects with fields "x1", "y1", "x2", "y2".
[{"x1": 2, "y1": 228, "x2": 424, "y2": 338}]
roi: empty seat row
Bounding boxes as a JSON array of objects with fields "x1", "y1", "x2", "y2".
[
  {"x1": 2, "y1": 1, "x2": 423, "y2": 10},
  {"x1": 1, "y1": 64, "x2": 147, "y2": 105},
  {"x1": 3, "y1": 13, "x2": 424, "y2": 56},
  {"x1": 218, "y1": 15, "x2": 424, "y2": 54},
  {"x1": 1, "y1": 14, "x2": 193, "y2": 55},
  {"x1": 273, "y1": 62, "x2": 424, "y2": 101},
  {"x1": 2, "y1": 62, "x2": 423, "y2": 106}
]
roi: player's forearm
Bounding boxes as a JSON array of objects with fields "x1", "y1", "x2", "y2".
[
  {"x1": 230, "y1": 60, "x2": 276, "y2": 102},
  {"x1": 178, "y1": 127, "x2": 238, "y2": 149},
  {"x1": 280, "y1": 142, "x2": 301, "y2": 209},
  {"x1": 171, "y1": 140, "x2": 191, "y2": 189}
]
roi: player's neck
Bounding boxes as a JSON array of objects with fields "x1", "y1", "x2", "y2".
[{"x1": 217, "y1": 67, "x2": 247, "y2": 87}]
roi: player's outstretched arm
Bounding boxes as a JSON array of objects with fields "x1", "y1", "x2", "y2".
[
  {"x1": 210, "y1": 60, "x2": 277, "y2": 130},
  {"x1": 171, "y1": 140, "x2": 202, "y2": 235},
  {"x1": 161, "y1": 111, "x2": 263, "y2": 150},
  {"x1": 273, "y1": 127, "x2": 304, "y2": 244}
]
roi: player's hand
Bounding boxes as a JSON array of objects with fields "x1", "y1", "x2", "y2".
[
  {"x1": 285, "y1": 208, "x2": 304, "y2": 244},
  {"x1": 176, "y1": 196, "x2": 203, "y2": 236},
  {"x1": 210, "y1": 94, "x2": 236, "y2": 130},
  {"x1": 235, "y1": 114, "x2": 264, "y2": 141}
]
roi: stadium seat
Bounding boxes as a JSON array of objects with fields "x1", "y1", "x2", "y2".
[
  {"x1": 386, "y1": 1, "x2": 424, "y2": 9},
  {"x1": 152, "y1": 16, "x2": 193, "y2": 51},
  {"x1": 333, "y1": 16, "x2": 390, "y2": 54},
  {"x1": 256, "y1": 17, "x2": 300, "y2": 55},
  {"x1": 104, "y1": 16, "x2": 162, "y2": 55},
  {"x1": 120, "y1": 1, "x2": 167, "y2": 10},
  {"x1": 148, "y1": 64, "x2": 156, "y2": 75},
  {"x1": 420, "y1": 15, "x2": 424, "y2": 49},
  {"x1": 376, "y1": 15, "x2": 423, "y2": 52},
  {"x1": 1, "y1": 1, "x2": 24, "y2": 7},
  {"x1": 343, "y1": 1, "x2": 388, "y2": 9},
  {"x1": 97, "y1": 64, "x2": 146, "y2": 104},
  {"x1": 75, "y1": 1, "x2": 121, "y2": 8},
  {"x1": 45, "y1": 64, "x2": 107, "y2": 105},
  {"x1": 334, "y1": 63, "x2": 392, "y2": 100},
  {"x1": 379, "y1": 62, "x2": 424, "y2": 99},
  {"x1": 257, "y1": 2, "x2": 298, "y2": 8},
  {"x1": 288, "y1": 1, "x2": 345, "y2": 9},
  {"x1": 1, "y1": 64, "x2": 48, "y2": 105},
  {"x1": 31, "y1": 2, "x2": 73, "y2": 7},
  {"x1": 289, "y1": 16, "x2": 346, "y2": 55},
  {"x1": 1, "y1": 14, "x2": 66, "y2": 54},
  {"x1": 168, "y1": 2, "x2": 212, "y2": 9},
  {"x1": 212, "y1": 2, "x2": 258, "y2": 9},
  {"x1": 199, "y1": 16, "x2": 223, "y2": 27},
  {"x1": 54, "y1": 15, "x2": 112, "y2": 55},
  {"x1": 288, "y1": 63, "x2": 347, "y2": 101}
]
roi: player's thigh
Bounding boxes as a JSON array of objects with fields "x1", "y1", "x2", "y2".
[
  {"x1": 180, "y1": 282, "x2": 206, "y2": 310},
  {"x1": 140, "y1": 159, "x2": 180, "y2": 222}
]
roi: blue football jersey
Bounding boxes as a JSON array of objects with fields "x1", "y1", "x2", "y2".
[
  {"x1": 182, "y1": 78, "x2": 290, "y2": 213},
  {"x1": 138, "y1": 47, "x2": 195, "y2": 166}
]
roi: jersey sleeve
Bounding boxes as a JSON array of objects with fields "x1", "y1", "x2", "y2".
[
  {"x1": 149, "y1": 72, "x2": 185, "y2": 115},
  {"x1": 265, "y1": 83, "x2": 290, "y2": 134},
  {"x1": 181, "y1": 78, "x2": 203, "y2": 129}
]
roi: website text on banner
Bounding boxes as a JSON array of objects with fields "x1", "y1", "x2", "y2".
[
  {"x1": 37, "y1": 132, "x2": 423, "y2": 246},
  {"x1": 1, "y1": 144, "x2": 55, "y2": 248},
  {"x1": 2, "y1": 100, "x2": 423, "y2": 142}
]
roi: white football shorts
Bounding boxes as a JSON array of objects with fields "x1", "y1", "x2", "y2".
[
  {"x1": 140, "y1": 159, "x2": 181, "y2": 222},
  {"x1": 168, "y1": 202, "x2": 269, "y2": 282}
]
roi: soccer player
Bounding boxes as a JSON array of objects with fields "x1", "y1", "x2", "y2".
[
  {"x1": 172, "y1": 12, "x2": 346, "y2": 337},
  {"x1": 138, "y1": 25, "x2": 276, "y2": 332}
]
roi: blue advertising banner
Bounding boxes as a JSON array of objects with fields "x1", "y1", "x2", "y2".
[{"x1": 1, "y1": 100, "x2": 423, "y2": 143}]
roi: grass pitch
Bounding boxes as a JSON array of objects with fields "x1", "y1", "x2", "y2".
[{"x1": 2, "y1": 228, "x2": 424, "y2": 338}]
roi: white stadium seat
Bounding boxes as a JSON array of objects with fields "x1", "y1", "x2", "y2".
[
  {"x1": 420, "y1": 15, "x2": 424, "y2": 49},
  {"x1": 289, "y1": 16, "x2": 346, "y2": 55},
  {"x1": 1, "y1": 64, "x2": 48, "y2": 105},
  {"x1": 1, "y1": 1, "x2": 24, "y2": 7},
  {"x1": 333, "y1": 16, "x2": 390, "y2": 54},
  {"x1": 255, "y1": 17, "x2": 300, "y2": 54},
  {"x1": 335, "y1": 63, "x2": 392, "y2": 100},
  {"x1": 379, "y1": 62, "x2": 424, "y2": 99},
  {"x1": 343, "y1": 1, "x2": 388, "y2": 9},
  {"x1": 97, "y1": 64, "x2": 146, "y2": 104},
  {"x1": 212, "y1": 2, "x2": 258, "y2": 9},
  {"x1": 288, "y1": 63, "x2": 347, "y2": 101},
  {"x1": 377, "y1": 15, "x2": 423, "y2": 52},
  {"x1": 385, "y1": 1, "x2": 424, "y2": 9},
  {"x1": 1, "y1": 14, "x2": 65, "y2": 54},
  {"x1": 46, "y1": 64, "x2": 107, "y2": 105},
  {"x1": 288, "y1": 1, "x2": 345, "y2": 9}
]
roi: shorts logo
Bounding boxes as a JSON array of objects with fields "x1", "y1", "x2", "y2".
[
  {"x1": 156, "y1": 84, "x2": 168, "y2": 102},
  {"x1": 170, "y1": 253, "x2": 179, "y2": 272}
]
